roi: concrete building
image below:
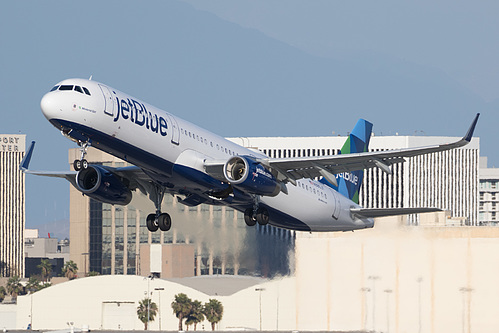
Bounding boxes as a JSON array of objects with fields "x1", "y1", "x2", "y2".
[
  {"x1": 479, "y1": 157, "x2": 499, "y2": 225},
  {"x1": 5, "y1": 218, "x2": 499, "y2": 332},
  {"x1": 228, "y1": 135, "x2": 480, "y2": 225},
  {"x1": 0, "y1": 134, "x2": 25, "y2": 277},
  {"x1": 24, "y1": 229, "x2": 70, "y2": 278}
]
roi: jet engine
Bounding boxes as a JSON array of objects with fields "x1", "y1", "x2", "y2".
[
  {"x1": 76, "y1": 165, "x2": 132, "y2": 205},
  {"x1": 223, "y1": 156, "x2": 280, "y2": 197}
]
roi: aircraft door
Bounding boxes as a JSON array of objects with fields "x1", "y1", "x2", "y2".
[
  {"x1": 99, "y1": 84, "x2": 115, "y2": 117},
  {"x1": 331, "y1": 190, "x2": 341, "y2": 220},
  {"x1": 166, "y1": 114, "x2": 180, "y2": 145}
]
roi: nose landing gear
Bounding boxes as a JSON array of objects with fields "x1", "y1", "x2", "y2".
[{"x1": 73, "y1": 141, "x2": 91, "y2": 171}]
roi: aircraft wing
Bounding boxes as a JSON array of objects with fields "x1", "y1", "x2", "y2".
[
  {"x1": 266, "y1": 113, "x2": 479, "y2": 184},
  {"x1": 350, "y1": 207, "x2": 442, "y2": 218},
  {"x1": 20, "y1": 141, "x2": 151, "y2": 193}
]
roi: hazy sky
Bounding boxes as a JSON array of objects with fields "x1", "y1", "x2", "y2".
[
  {"x1": 0, "y1": 1, "x2": 496, "y2": 232},
  {"x1": 184, "y1": 0, "x2": 499, "y2": 102}
]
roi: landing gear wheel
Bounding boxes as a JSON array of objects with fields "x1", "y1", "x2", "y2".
[
  {"x1": 73, "y1": 160, "x2": 82, "y2": 171},
  {"x1": 73, "y1": 159, "x2": 89, "y2": 171},
  {"x1": 256, "y1": 208, "x2": 269, "y2": 226},
  {"x1": 244, "y1": 208, "x2": 257, "y2": 227},
  {"x1": 158, "y1": 213, "x2": 172, "y2": 232},
  {"x1": 146, "y1": 214, "x2": 159, "y2": 232}
]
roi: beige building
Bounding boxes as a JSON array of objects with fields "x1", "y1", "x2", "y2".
[
  {"x1": 0, "y1": 134, "x2": 25, "y2": 277},
  {"x1": 479, "y1": 157, "x2": 499, "y2": 225},
  {"x1": 7, "y1": 217, "x2": 499, "y2": 332}
]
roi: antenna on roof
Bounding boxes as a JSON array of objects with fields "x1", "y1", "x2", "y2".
[{"x1": 89, "y1": 75, "x2": 93, "y2": 81}]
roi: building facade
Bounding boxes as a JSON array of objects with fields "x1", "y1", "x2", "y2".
[
  {"x1": 228, "y1": 135, "x2": 480, "y2": 225},
  {"x1": 0, "y1": 134, "x2": 25, "y2": 277},
  {"x1": 479, "y1": 157, "x2": 499, "y2": 225}
]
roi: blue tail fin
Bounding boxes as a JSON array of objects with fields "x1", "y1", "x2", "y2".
[{"x1": 320, "y1": 119, "x2": 373, "y2": 204}]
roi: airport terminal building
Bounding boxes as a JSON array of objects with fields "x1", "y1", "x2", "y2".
[{"x1": 0, "y1": 134, "x2": 25, "y2": 277}]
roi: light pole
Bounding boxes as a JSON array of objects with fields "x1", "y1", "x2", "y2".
[
  {"x1": 255, "y1": 288, "x2": 266, "y2": 331},
  {"x1": 360, "y1": 287, "x2": 371, "y2": 331},
  {"x1": 368, "y1": 276, "x2": 380, "y2": 332},
  {"x1": 154, "y1": 287, "x2": 164, "y2": 331},
  {"x1": 144, "y1": 275, "x2": 154, "y2": 330},
  {"x1": 81, "y1": 252, "x2": 89, "y2": 277},
  {"x1": 384, "y1": 289, "x2": 393, "y2": 333},
  {"x1": 459, "y1": 287, "x2": 473, "y2": 333},
  {"x1": 417, "y1": 277, "x2": 423, "y2": 333}
]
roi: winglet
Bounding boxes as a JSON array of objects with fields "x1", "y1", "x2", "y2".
[
  {"x1": 20, "y1": 141, "x2": 35, "y2": 172},
  {"x1": 463, "y1": 113, "x2": 480, "y2": 142}
]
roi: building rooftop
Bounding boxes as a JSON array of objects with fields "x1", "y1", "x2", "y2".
[{"x1": 167, "y1": 275, "x2": 266, "y2": 296}]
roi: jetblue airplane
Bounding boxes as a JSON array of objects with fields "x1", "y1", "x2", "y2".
[{"x1": 21, "y1": 78, "x2": 479, "y2": 232}]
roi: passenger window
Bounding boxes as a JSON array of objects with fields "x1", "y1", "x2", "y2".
[
  {"x1": 59, "y1": 85, "x2": 73, "y2": 91},
  {"x1": 82, "y1": 87, "x2": 91, "y2": 95},
  {"x1": 74, "y1": 86, "x2": 83, "y2": 94},
  {"x1": 50, "y1": 85, "x2": 59, "y2": 92}
]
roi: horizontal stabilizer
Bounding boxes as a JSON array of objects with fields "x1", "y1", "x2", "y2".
[{"x1": 351, "y1": 207, "x2": 442, "y2": 218}]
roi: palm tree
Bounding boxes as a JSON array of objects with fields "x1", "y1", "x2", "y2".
[
  {"x1": 204, "y1": 299, "x2": 224, "y2": 331},
  {"x1": 6, "y1": 276, "x2": 23, "y2": 298},
  {"x1": 25, "y1": 277, "x2": 41, "y2": 293},
  {"x1": 38, "y1": 259, "x2": 52, "y2": 282},
  {"x1": 186, "y1": 300, "x2": 205, "y2": 331},
  {"x1": 171, "y1": 293, "x2": 192, "y2": 331},
  {"x1": 137, "y1": 298, "x2": 157, "y2": 330},
  {"x1": 62, "y1": 260, "x2": 78, "y2": 280},
  {"x1": 0, "y1": 286, "x2": 6, "y2": 302}
]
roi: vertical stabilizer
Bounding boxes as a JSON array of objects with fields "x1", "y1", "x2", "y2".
[{"x1": 320, "y1": 119, "x2": 373, "y2": 204}]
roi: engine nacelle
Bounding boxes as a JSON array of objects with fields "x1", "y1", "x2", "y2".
[
  {"x1": 223, "y1": 156, "x2": 280, "y2": 197},
  {"x1": 76, "y1": 165, "x2": 132, "y2": 205}
]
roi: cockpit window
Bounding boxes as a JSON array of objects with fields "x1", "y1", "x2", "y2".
[{"x1": 54, "y1": 84, "x2": 91, "y2": 95}]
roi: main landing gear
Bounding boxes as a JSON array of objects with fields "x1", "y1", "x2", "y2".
[
  {"x1": 244, "y1": 198, "x2": 270, "y2": 227},
  {"x1": 146, "y1": 186, "x2": 172, "y2": 232},
  {"x1": 73, "y1": 141, "x2": 90, "y2": 171}
]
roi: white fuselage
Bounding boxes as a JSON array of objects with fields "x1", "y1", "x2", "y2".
[{"x1": 40, "y1": 78, "x2": 373, "y2": 232}]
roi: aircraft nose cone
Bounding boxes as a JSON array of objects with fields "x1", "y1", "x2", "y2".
[{"x1": 40, "y1": 93, "x2": 59, "y2": 120}]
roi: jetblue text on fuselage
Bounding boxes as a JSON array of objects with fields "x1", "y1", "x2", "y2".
[
  {"x1": 335, "y1": 172, "x2": 359, "y2": 185},
  {"x1": 113, "y1": 95, "x2": 168, "y2": 136}
]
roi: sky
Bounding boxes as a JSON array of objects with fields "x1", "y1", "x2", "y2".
[{"x1": 0, "y1": 0, "x2": 497, "y2": 235}]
